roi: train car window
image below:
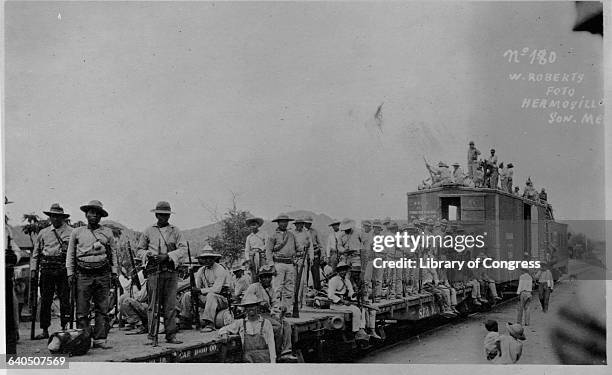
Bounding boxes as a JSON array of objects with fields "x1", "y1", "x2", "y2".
[{"x1": 440, "y1": 197, "x2": 461, "y2": 221}]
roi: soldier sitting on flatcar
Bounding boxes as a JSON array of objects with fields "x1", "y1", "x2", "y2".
[
  {"x1": 437, "y1": 252, "x2": 459, "y2": 314},
  {"x1": 421, "y1": 249, "x2": 456, "y2": 317},
  {"x1": 476, "y1": 251, "x2": 503, "y2": 302}
]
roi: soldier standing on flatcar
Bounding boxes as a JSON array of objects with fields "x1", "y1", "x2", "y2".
[
  {"x1": 325, "y1": 219, "x2": 341, "y2": 270},
  {"x1": 136, "y1": 201, "x2": 187, "y2": 344},
  {"x1": 384, "y1": 220, "x2": 403, "y2": 299},
  {"x1": 266, "y1": 214, "x2": 299, "y2": 316},
  {"x1": 66, "y1": 200, "x2": 119, "y2": 349},
  {"x1": 244, "y1": 217, "x2": 268, "y2": 283},
  {"x1": 304, "y1": 216, "x2": 323, "y2": 291},
  {"x1": 31, "y1": 204, "x2": 73, "y2": 339},
  {"x1": 364, "y1": 220, "x2": 384, "y2": 302},
  {"x1": 292, "y1": 216, "x2": 313, "y2": 305}
]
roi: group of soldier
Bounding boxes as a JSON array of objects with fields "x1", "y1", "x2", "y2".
[
  {"x1": 419, "y1": 141, "x2": 553, "y2": 215},
  {"x1": 13, "y1": 197, "x2": 511, "y2": 361}
]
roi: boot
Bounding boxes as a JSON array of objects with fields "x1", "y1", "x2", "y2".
[
  {"x1": 34, "y1": 329, "x2": 49, "y2": 340},
  {"x1": 368, "y1": 328, "x2": 382, "y2": 340},
  {"x1": 354, "y1": 329, "x2": 370, "y2": 342}
]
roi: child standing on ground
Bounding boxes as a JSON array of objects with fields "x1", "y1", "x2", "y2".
[{"x1": 484, "y1": 319, "x2": 500, "y2": 360}]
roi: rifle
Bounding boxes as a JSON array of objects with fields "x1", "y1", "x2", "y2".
[
  {"x1": 152, "y1": 239, "x2": 163, "y2": 347},
  {"x1": 301, "y1": 257, "x2": 311, "y2": 308},
  {"x1": 186, "y1": 242, "x2": 201, "y2": 330},
  {"x1": 30, "y1": 238, "x2": 43, "y2": 340},
  {"x1": 127, "y1": 242, "x2": 141, "y2": 291},
  {"x1": 293, "y1": 249, "x2": 309, "y2": 318}
]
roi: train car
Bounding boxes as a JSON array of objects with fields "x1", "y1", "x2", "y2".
[{"x1": 407, "y1": 184, "x2": 568, "y2": 285}]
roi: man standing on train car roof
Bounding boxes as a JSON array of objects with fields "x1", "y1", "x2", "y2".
[
  {"x1": 244, "y1": 217, "x2": 268, "y2": 283},
  {"x1": 467, "y1": 141, "x2": 481, "y2": 179},
  {"x1": 506, "y1": 163, "x2": 514, "y2": 193},
  {"x1": 487, "y1": 149, "x2": 499, "y2": 189},
  {"x1": 66, "y1": 200, "x2": 119, "y2": 349},
  {"x1": 266, "y1": 214, "x2": 299, "y2": 316},
  {"x1": 136, "y1": 201, "x2": 187, "y2": 344}
]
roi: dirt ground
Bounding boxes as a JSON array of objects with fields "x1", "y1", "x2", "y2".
[{"x1": 359, "y1": 260, "x2": 607, "y2": 364}]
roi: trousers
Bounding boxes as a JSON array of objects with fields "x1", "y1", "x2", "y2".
[
  {"x1": 363, "y1": 259, "x2": 383, "y2": 300},
  {"x1": 331, "y1": 303, "x2": 364, "y2": 332},
  {"x1": 119, "y1": 295, "x2": 148, "y2": 326},
  {"x1": 39, "y1": 267, "x2": 71, "y2": 329},
  {"x1": 261, "y1": 312, "x2": 292, "y2": 355},
  {"x1": 273, "y1": 262, "x2": 295, "y2": 312},
  {"x1": 538, "y1": 284, "x2": 551, "y2": 312},
  {"x1": 147, "y1": 271, "x2": 178, "y2": 340},
  {"x1": 76, "y1": 272, "x2": 110, "y2": 344},
  {"x1": 179, "y1": 291, "x2": 228, "y2": 323},
  {"x1": 516, "y1": 291, "x2": 531, "y2": 325}
]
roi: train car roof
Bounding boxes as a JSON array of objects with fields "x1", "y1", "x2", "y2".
[{"x1": 407, "y1": 184, "x2": 550, "y2": 209}]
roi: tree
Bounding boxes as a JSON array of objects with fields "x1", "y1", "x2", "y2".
[
  {"x1": 207, "y1": 200, "x2": 251, "y2": 268},
  {"x1": 21, "y1": 214, "x2": 50, "y2": 247}
]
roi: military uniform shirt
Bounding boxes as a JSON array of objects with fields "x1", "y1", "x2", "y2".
[
  {"x1": 266, "y1": 229, "x2": 298, "y2": 261},
  {"x1": 32, "y1": 223, "x2": 73, "y2": 269},
  {"x1": 244, "y1": 231, "x2": 269, "y2": 260},
  {"x1": 66, "y1": 225, "x2": 118, "y2": 276},
  {"x1": 194, "y1": 262, "x2": 231, "y2": 295},
  {"x1": 136, "y1": 224, "x2": 188, "y2": 266},
  {"x1": 327, "y1": 274, "x2": 354, "y2": 303}
]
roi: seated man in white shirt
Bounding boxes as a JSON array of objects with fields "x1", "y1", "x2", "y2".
[
  {"x1": 327, "y1": 261, "x2": 369, "y2": 341},
  {"x1": 218, "y1": 294, "x2": 276, "y2": 363},
  {"x1": 178, "y1": 249, "x2": 232, "y2": 332},
  {"x1": 119, "y1": 267, "x2": 148, "y2": 334}
]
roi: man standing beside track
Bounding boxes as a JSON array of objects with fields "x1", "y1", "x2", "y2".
[
  {"x1": 137, "y1": 201, "x2": 187, "y2": 344},
  {"x1": 516, "y1": 267, "x2": 533, "y2": 326}
]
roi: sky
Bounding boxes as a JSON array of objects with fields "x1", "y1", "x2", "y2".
[{"x1": 2, "y1": 1, "x2": 604, "y2": 231}]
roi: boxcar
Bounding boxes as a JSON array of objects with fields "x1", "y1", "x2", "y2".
[{"x1": 407, "y1": 184, "x2": 568, "y2": 285}]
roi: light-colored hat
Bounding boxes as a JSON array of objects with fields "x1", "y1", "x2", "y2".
[
  {"x1": 336, "y1": 261, "x2": 350, "y2": 270},
  {"x1": 293, "y1": 216, "x2": 307, "y2": 224},
  {"x1": 238, "y1": 293, "x2": 263, "y2": 307},
  {"x1": 372, "y1": 220, "x2": 383, "y2": 229},
  {"x1": 196, "y1": 247, "x2": 222, "y2": 259},
  {"x1": 452, "y1": 162, "x2": 460, "y2": 167},
  {"x1": 328, "y1": 219, "x2": 341, "y2": 226},
  {"x1": 339, "y1": 218, "x2": 355, "y2": 231},
  {"x1": 362, "y1": 220, "x2": 372, "y2": 227},
  {"x1": 506, "y1": 323, "x2": 526, "y2": 341},
  {"x1": 43, "y1": 203, "x2": 70, "y2": 218},
  {"x1": 80, "y1": 200, "x2": 108, "y2": 217},
  {"x1": 246, "y1": 217, "x2": 264, "y2": 226},
  {"x1": 303, "y1": 216, "x2": 314, "y2": 224},
  {"x1": 272, "y1": 214, "x2": 294, "y2": 223},
  {"x1": 150, "y1": 201, "x2": 174, "y2": 214}
]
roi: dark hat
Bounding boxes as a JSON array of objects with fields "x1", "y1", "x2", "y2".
[
  {"x1": 452, "y1": 162, "x2": 460, "y2": 167},
  {"x1": 372, "y1": 220, "x2": 383, "y2": 229},
  {"x1": 469, "y1": 140, "x2": 475, "y2": 145},
  {"x1": 150, "y1": 201, "x2": 174, "y2": 214},
  {"x1": 43, "y1": 203, "x2": 70, "y2": 218},
  {"x1": 80, "y1": 200, "x2": 108, "y2": 217},
  {"x1": 490, "y1": 149, "x2": 496, "y2": 153},
  {"x1": 438, "y1": 162, "x2": 448, "y2": 168},
  {"x1": 293, "y1": 216, "x2": 307, "y2": 224},
  {"x1": 339, "y1": 218, "x2": 356, "y2": 231},
  {"x1": 507, "y1": 163, "x2": 514, "y2": 168},
  {"x1": 258, "y1": 264, "x2": 276, "y2": 277},
  {"x1": 272, "y1": 214, "x2": 294, "y2": 223},
  {"x1": 246, "y1": 217, "x2": 264, "y2": 226},
  {"x1": 336, "y1": 261, "x2": 350, "y2": 271}
]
